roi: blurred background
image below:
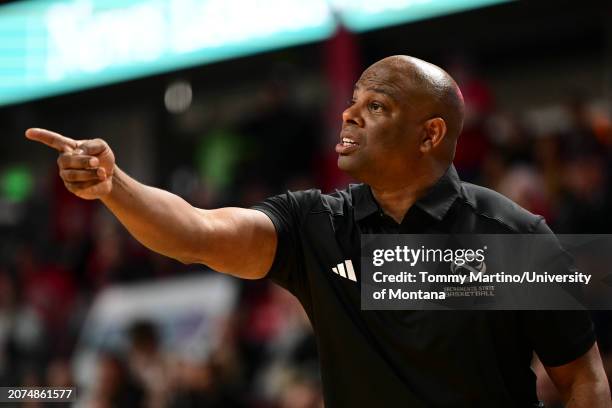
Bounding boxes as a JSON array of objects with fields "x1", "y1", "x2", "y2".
[{"x1": 0, "y1": 0, "x2": 611, "y2": 406}]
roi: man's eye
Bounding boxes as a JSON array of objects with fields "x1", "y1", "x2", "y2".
[
  {"x1": 369, "y1": 102, "x2": 384, "y2": 112},
  {"x1": 347, "y1": 99, "x2": 356, "y2": 107}
]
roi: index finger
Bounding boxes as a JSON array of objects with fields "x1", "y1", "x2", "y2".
[{"x1": 25, "y1": 128, "x2": 78, "y2": 153}]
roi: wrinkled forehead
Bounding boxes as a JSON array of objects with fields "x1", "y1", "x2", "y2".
[
  {"x1": 355, "y1": 63, "x2": 420, "y2": 103},
  {"x1": 358, "y1": 64, "x2": 403, "y2": 88}
]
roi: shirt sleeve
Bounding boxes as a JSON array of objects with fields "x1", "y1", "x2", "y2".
[
  {"x1": 522, "y1": 310, "x2": 596, "y2": 367},
  {"x1": 251, "y1": 189, "x2": 320, "y2": 296},
  {"x1": 522, "y1": 218, "x2": 596, "y2": 367}
]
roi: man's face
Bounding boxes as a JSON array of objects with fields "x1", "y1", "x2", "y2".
[{"x1": 337, "y1": 64, "x2": 426, "y2": 184}]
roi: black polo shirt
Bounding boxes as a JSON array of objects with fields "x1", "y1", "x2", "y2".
[{"x1": 252, "y1": 165, "x2": 595, "y2": 408}]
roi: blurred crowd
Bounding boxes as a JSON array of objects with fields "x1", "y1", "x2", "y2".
[{"x1": 0, "y1": 56, "x2": 611, "y2": 408}]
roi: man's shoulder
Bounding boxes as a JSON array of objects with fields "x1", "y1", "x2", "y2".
[
  {"x1": 260, "y1": 184, "x2": 362, "y2": 217},
  {"x1": 288, "y1": 185, "x2": 361, "y2": 215},
  {"x1": 457, "y1": 181, "x2": 545, "y2": 233}
]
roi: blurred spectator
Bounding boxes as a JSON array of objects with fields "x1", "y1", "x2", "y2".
[
  {"x1": 557, "y1": 92, "x2": 602, "y2": 160},
  {"x1": 496, "y1": 165, "x2": 550, "y2": 219},
  {"x1": 16, "y1": 242, "x2": 77, "y2": 355},
  {"x1": 86, "y1": 208, "x2": 155, "y2": 288},
  {"x1": 238, "y1": 79, "x2": 318, "y2": 194},
  {"x1": 0, "y1": 270, "x2": 45, "y2": 385},
  {"x1": 46, "y1": 357, "x2": 73, "y2": 408},
  {"x1": 278, "y1": 372, "x2": 323, "y2": 408},
  {"x1": 127, "y1": 320, "x2": 169, "y2": 408},
  {"x1": 46, "y1": 357, "x2": 73, "y2": 387},
  {"x1": 89, "y1": 353, "x2": 145, "y2": 408},
  {"x1": 167, "y1": 357, "x2": 241, "y2": 408},
  {"x1": 554, "y1": 153, "x2": 612, "y2": 233}
]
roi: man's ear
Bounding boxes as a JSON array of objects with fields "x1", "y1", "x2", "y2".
[{"x1": 420, "y1": 117, "x2": 447, "y2": 153}]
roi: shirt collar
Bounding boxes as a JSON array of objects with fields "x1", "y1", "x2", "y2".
[{"x1": 352, "y1": 165, "x2": 462, "y2": 222}]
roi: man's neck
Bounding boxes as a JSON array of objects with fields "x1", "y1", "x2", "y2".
[{"x1": 369, "y1": 167, "x2": 446, "y2": 224}]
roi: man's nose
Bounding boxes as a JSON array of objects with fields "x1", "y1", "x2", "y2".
[{"x1": 342, "y1": 104, "x2": 364, "y2": 127}]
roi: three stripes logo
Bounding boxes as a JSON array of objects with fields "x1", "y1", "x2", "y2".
[{"x1": 332, "y1": 259, "x2": 357, "y2": 282}]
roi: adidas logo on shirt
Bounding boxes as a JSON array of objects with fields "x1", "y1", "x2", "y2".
[{"x1": 332, "y1": 260, "x2": 357, "y2": 282}]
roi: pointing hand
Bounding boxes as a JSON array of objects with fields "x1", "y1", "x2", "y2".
[{"x1": 25, "y1": 128, "x2": 116, "y2": 200}]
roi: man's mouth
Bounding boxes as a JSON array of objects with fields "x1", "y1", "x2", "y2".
[
  {"x1": 336, "y1": 136, "x2": 360, "y2": 155},
  {"x1": 341, "y1": 137, "x2": 358, "y2": 147}
]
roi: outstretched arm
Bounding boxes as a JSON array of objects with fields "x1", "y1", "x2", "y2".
[{"x1": 25, "y1": 128, "x2": 277, "y2": 279}]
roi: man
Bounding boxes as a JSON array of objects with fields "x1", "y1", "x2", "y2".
[{"x1": 26, "y1": 56, "x2": 610, "y2": 407}]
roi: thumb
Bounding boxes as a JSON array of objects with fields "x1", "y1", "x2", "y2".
[{"x1": 78, "y1": 138, "x2": 108, "y2": 156}]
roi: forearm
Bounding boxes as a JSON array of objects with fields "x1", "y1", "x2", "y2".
[
  {"x1": 101, "y1": 166, "x2": 207, "y2": 264},
  {"x1": 25, "y1": 128, "x2": 276, "y2": 276}
]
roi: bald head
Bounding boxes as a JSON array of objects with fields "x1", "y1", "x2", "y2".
[
  {"x1": 362, "y1": 55, "x2": 465, "y2": 146},
  {"x1": 338, "y1": 55, "x2": 466, "y2": 188}
]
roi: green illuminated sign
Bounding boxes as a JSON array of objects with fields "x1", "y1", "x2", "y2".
[{"x1": 0, "y1": 0, "x2": 509, "y2": 107}]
